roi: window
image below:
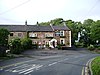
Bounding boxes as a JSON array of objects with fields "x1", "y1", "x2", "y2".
[
  {"x1": 60, "y1": 31, "x2": 64, "y2": 36},
  {"x1": 10, "y1": 33, "x2": 13, "y2": 36},
  {"x1": 29, "y1": 33, "x2": 37, "y2": 37},
  {"x1": 55, "y1": 31, "x2": 60, "y2": 36},
  {"x1": 18, "y1": 33, "x2": 22, "y2": 37},
  {"x1": 45, "y1": 33, "x2": 53, "y2": 37},
  {"x1": 32, "y1": 41, "x2": 37, "y2": 44},
  {"x1": 61, "y1": 40, "x2": 63, "y2": 44},
  {"x1": 55, "y1": 31, "x2": 64, "y2": 36},
  {"x1": 60, "y1": 39, "x2": 65, "y2": 44}
]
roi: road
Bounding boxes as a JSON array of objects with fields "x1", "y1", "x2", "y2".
[{"x1": 0, "y1": 48, "x2": 99, "y2": 75}]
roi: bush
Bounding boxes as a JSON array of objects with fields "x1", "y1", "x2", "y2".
[
  {"x1": 75, "y1": 42, "x2": 85, "y2": 47},
  {"x1": 57, "y1": 44, "x2": 62, "y2": 50},
  {"x1": 32, "y1": 44, "x2": 38, "y2": 49},
  {"x1": 0, "y1": 46, "x2": 7, "y2": 57},
  {"x1": 9, "y1": 38, "x2": 22, "y2": 54},
  {"x1": 87, "y1": 44, "x2": 95, "y2": 51},
  {"x1": 97, "y1": 46, "x2": 100, "y2": 50},
  {"x1": 21, "y1": 38, "x2": 32, "y2": 50}
]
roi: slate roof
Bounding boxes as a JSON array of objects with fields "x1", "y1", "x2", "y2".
[
  {"x1": 0, "y1": 24, "x2": 70, "y2": 32},
  {"x1": 52, "y1": 26, "x2": 70, "y2": 31},
  {"x1": 0, "y1": 25, "x2": 53, "y2": 32}
]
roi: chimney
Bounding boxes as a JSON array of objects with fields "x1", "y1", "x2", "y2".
[
  {"x1": 36, "y1": 21, "x2": 40, "y2": 26},
  {"x1": 25, "y1": 20, "x2": 27, "y2": 26}
]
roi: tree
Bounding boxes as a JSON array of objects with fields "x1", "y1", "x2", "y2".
[
  {"x1": 9, "y1": 38, "x2": 22, "y2": 54},
  {"x1": 0, "y1": 28, "x2": 10, "y2": 47},
  {"x1": 50, "y1": 18, "x2": 63, "y2": 25},
  {"x1": 81, "y1": 19, "x2": 95, "y2": 46},
  {"x1": 21, "y1": 38, "x2": 32, "y2": 50},
  {"x1": 65, "y1": 20, "x2": 82, "y2": 45},
  {"x1": 39, "y1": 18, "x2": 63, "y2": 26},
  {"x1": 90, "y1": 20, "x2": 100, "y2": 44},
  {"x1": 0, "y1": 28, "x2": 9, "y2": 56}
]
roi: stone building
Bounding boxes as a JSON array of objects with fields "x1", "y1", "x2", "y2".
[{"x1": 0, "y1": 22, "x2": 71, "y2": 48}]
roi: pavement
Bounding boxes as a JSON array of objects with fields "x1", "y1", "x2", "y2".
[{"x1": 0, "y1": 48, "x2": 100, "y2": 75}]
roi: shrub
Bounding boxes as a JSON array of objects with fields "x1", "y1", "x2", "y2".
[
  {"x1": 21, "y1": 38, "x2": 32, "y2": 50},
  {"x1": 75, "y1": 42, "x2": 85, "y2": 47},
  {"x1": 97, "y1": 46, "x2": 100, "y2": 50},
  {"x1": 0, "y1": 28, "x2": 9, "y2": 56},
  {"x1": 87, "y1": 44, "x2": 95, "y2": 51},
  {"x1": 57, "y1": 44, "x2": 62, "y2": 50},
  {"x1": 9, "y1": 38, "x2": 22, "y2": 54},
  {"x1": 0, "y1": 46, "x2": 7, "y2": 57},
  {"x1": 32, "y1": 44, "x2": 38, "y2": 49}
]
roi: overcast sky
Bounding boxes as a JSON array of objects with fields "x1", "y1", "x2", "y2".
[{"x1": 0, "y1": 0, "x2": 100, "y2": 25}]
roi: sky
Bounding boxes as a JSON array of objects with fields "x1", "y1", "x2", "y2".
[{"x1": 0, "y1": 0, "x2": 100, "y2": 25}]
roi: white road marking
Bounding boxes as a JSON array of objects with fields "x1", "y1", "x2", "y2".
[
  {"x1": 24, "y1": 70, "x2": 34, "y2": 75},
  {"x1": 6, "y1": 64, "x2": 28, "y2": 72},
  {"x1": 48, "y1": 62, "x2": 58, "y2": 66},
  {"x1": 19, "y1": 67, "x2": 36, "y2": 74},
  {"x1": 19, "y1": 64, "x2": 43, "y2": 74},
  {"x1": 5, "y1": 64, "x2": 43, "y2": 74}
]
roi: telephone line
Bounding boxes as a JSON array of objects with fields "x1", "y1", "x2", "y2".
[
  {"x1": 81, "y1": 0, "x2": 99, "y2": 21},
  {"x1": 0, "y1": 0, "x2": 31, "y2": 15}
]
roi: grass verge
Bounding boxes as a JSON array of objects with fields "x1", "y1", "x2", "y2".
[{"x1": 91, "y1": 56, "x2": 100, "y2": 75}]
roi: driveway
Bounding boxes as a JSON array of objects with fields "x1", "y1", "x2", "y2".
[{"x1": 0, "y1": 48, "x2": 99, "y2": 75}]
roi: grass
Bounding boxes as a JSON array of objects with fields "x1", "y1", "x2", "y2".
[{"x1": 91, "y1": 56, "x2": 100, "y2": 75}]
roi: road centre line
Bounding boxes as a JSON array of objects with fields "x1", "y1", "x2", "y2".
[
  {"x1": 48, "y1": 58, "x2": 69, "y2": 66},
  {"x1": 48, "y1": 62, "x2": 58, "y2": 66}
]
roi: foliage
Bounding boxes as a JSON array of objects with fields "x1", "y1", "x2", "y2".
[
  {"x1": 0, "y1": 46, "x2": 7, "y2": 57},
  {"x1": 75, "y1": 42, "x2": 85, "y2": 47},
  {"x1": 90, "y1": 20, "x2": 100, "y2": 43},
  {"x1": 97, "y1": 46, "x2": 100, "y2": 50},
  {"x1": 87, "y1": 45, "x2": 95, "y2": 51},
  {"x1": 39, "y1": 18, "x2": 100, "y2": 49},
  {"x1": 0, "y1": 28, "x2": 10, "y2": 46},
  {"x1": 0, "y1": 28, "x2": 9, "y2": 57},
  {"x1": 9, "y1": 38, "x2": 22, "y2": 54},
  {"x1": 39, "y1": 18, "x2": 64, "y2": 26},
  {"x1": 91, "y1": 56, "x2": 100, "y2": 75},
  {"x1": 21, "y1": 38, "x2": 32, "y2": 50}
]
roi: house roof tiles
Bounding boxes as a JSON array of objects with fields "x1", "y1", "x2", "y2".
[{"x1": 0, "y1": 24, "x2": 70, "y2": 32}]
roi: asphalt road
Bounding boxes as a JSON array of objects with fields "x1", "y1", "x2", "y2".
[{"x1": 0, "y1": 48, "x2": 100, "y2": 75}]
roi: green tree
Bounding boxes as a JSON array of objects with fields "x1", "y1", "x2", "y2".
[
  {"x1": 0, "y1": 28, "x2": 9, "y2": 56},
  {"x1": 90, "y1": 20, "x2": 100, "y2": 44},
  {"x1": 65, "y1": 20, "x2": 82, "y2": 45},
  {"x1": 0, "y1": 28, "x2": 10, "y2": 46},
  {"x1": 50, "y1": 18, "x2": 63, "y2": 25},
  {"x1": 9, "y1": 38, "x2": 22, "y2": 54},
  {"x1": 21, "y1": 38, "x2": 32, "y2": 50},
  {"x1": 82, "y1": 19, "x2": 95, "y2": 45}
]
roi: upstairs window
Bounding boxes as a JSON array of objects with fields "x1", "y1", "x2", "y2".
[
  {"x1": 10, "y1": 33, "x2": 13, "y2": 36},
  {"x1": 29, "y1": 33, "x2": 37, "y2": 37},
  {"x1": 55, "y1": 31, "x2": 64, "y2": 36},
  {"x1": 45, "y1": 33, "x2": 53, "y2": 37},
  {"x1": 18, "y1": 33, "x2": 22, "y2": 37}
]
